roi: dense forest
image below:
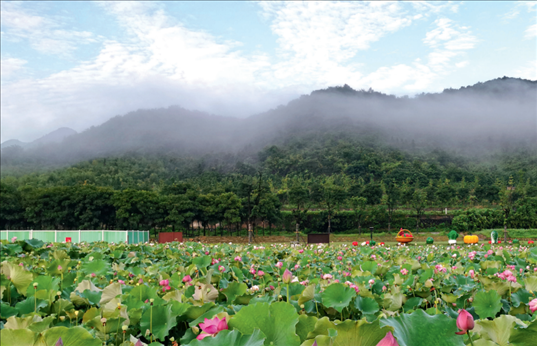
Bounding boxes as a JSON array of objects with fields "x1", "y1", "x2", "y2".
[{"x1": 1, "y1": 77, "x2": 536, "y2": 235}]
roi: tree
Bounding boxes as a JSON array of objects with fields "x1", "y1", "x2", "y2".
[
  {"x1": 410, "y1": 189, "x2": 427, "y2": 233},
  {"x1": 361, "y1": 180, "x2": 383, "y2": 205},
  {"x1": 288, "y1": 176, "x2": 312, "y2": 241},
  {"x1": 383, "y1": 179, "x2": 400, "y2": 233},
  {"x1": 317, "y1": 176, "x2": 347, "y2": 233},
  {"x1": 0, "y1": 182, "x2": 24, "y2": 229},
  {"x1": 350, "y1": 196, "x2": 367, "y2": 235},
  {"x1": 436, "y1": 179, "x2": 456, "y2": 207},
  {"x1": 215, "y1": 192, "x2": 242, "y2": 235}
]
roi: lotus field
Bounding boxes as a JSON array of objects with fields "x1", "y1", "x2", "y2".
[{"x1": 2, "y1": 239, "x2": 537, "y2": 346}]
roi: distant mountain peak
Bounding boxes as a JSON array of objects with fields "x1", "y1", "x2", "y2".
[{"x1": 1, "y1": 127, "x2": 77, "y2": 149}]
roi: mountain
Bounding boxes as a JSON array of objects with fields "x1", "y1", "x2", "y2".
[
  {"x1": 1, "y1": 77, "x2": 536, "y2": 170},
  {"x1": 1, "y1": 127, "x2": 77, "y2": 149},
  {"x1": 0, "y1": 139, "x2": 28, "y2": 149},
  {"x1": 32, "y1": 127, "x2": 77, "y2": 146}
]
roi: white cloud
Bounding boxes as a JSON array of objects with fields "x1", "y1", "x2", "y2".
[
  {"x1": 0, "y1": 2, "x2": 97, "y2": 56},
  {"x1": 0, "y1": 58, "x2": 27, "y2": 79},
  {"x1": 525, "y1": 23, "x2": 537, "y2": 39},
  {"x1": 512, "y1": 60, "x2": 537, "y2": 81},
  {"x1": 0, "y1": 1, "x2": 483, "y2": 141},
  {"x1": 259, "y1": 1, "x2": 418, "y2": 88}
]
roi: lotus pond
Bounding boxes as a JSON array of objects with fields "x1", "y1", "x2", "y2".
[{"x1": 1, "y1": 239, "x2": 537, "y2": 346}]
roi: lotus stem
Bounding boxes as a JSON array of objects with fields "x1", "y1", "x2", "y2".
[
  {"x1": 467, "y1": 331, "x2": 475, "y2": 346},
  {"x1": 286, "y1": 284, "x2": 290, "y2": 304},
  {"x1": 150, "y1": 304, "x2": 153, "y2": 343}
]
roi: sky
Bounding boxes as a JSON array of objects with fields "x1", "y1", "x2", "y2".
[{"x1": 1, "y1": 1, "x2": 536, "y2": 142}]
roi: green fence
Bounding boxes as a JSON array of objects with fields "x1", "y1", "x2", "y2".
[{"x1": 0, "y1": 230, "x2": 149, "y2": 244}]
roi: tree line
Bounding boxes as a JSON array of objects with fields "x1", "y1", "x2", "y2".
[{"x1": 2, "y1": 171, "x2": 536, "y2": 235}]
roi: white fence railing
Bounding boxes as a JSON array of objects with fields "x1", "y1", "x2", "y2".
[{"x1": 0, "y1": 230, "x2": 149, "y2": 244}]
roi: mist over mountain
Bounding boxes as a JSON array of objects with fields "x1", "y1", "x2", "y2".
[
  {"x1": 1, "y1": 77, "x2": 536, "y2": 172},
  {"x1": 1, "y1": 127, "x2": 77, "y2": 150}
]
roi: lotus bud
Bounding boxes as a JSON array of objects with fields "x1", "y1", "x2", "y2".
[
  {"x1": 455, "y1": 309, "x2": 474, "y2": 335},
  {"x1": 282, "y1": 269, "x2": 293, "y2": 284},
  {"x1": 55, "y1": 337, "x2": 64, "y2": 346}
]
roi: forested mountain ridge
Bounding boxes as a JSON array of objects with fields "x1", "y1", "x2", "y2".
[
  {"x1": 1, "y1": 127, "x2": 77, "y2": 149},
  {"x1": 2, "y1": 77, "x2": 535, "y2": 170},
  {"x1": 1, "y1": 76, "x2": 536, "y2": 233}
]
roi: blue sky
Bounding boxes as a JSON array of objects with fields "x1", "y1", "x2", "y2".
[{"x1": 1, "y1": 1, "x2": 536, "y2": 142}]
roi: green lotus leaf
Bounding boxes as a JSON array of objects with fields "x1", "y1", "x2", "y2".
[
  {"x1": 80, "y1": 289, "x2": 102, "y2": 305},
  {"x1": 380, "y1": 309, "x2": 464, "y2": 346},
  {"x1": 0, "y1": 303, "x2": 18, "y2": 319},
  {"x1": 403, "y1": 297, "x2": 423, "y2": 312},
  {"x1": 523, "y1": 276, "x2": 537, "y2": 292},
  {"x1": 0, "y1": 328, "x2": 35, "y2": 346},
  {"x1": 37, "y1": 326, "x2": 102, "y2": 346},
  {"x1": 321, "y1": 283, "x2": 356, "y2": 313},
  {"x1": 302, "y1": 317, "x2": 391, "y2": 346},
  {"x1": 185, "y1": 303, "x2": 216, "y2": 320},
  {"x1": 185, "y1": 329, "x2": 266, "y2": 346},
  {"x1": 474, "y1": 315, "x2": 526, "y2": 346},
  {"x1": 298, "y1": 285, "x2": 316, "y2": 306},
  {"x1": 473, "y1": 290, "x2": 502, "y2": 319},
  {"x1": 28, "y1": 316, "x2": 55, "y2": 333},
  {"x1": 360, "y1": 261, "x2": 378, "y2": 275},
  {"x1": 15, "y1": 297, "x2": 48, "y2": 315},
  {"x1": 4, "y1": 244, "x2": 22, "y2": 255},
  {"x1": 27, "y1": 276, "x2": 60, "y2": 297},
  {"x1": 228, "y1": 302, "x2": 301, "y2": 346},
  {"x1": 4, "y1": 315, "x2": 37, "y2": 329},
  {"x1": 509, "y1": 319, "x2": 537, "y2": 346},
  {"x1": 188, "y1": 306, "x2": 225, "y2": 328},
  {"x1": 1, "y1": 262, "x2": 34, "y2": 295},
  {"x1": 511, "y1": 289, "x2": 532, "y2": 308},
  {"x1": 223, "y1": 282, "x2": 247, "y2": 303},
  {"x1": 282, "y1": 283, "x2": 306, "y2": 298},
  {"x1": 24, "y1": 238, "x2": 45, "y2": 249},
  {"x1": 354, "y1": 296, "x2": 379, "y2": 315},
  {"x1": 140, "y1": 304, "x2": 178, "y2": 342},
  {"x1": 296, "y1": 315, "x2": 318, "y2": 343},
  {"x1": 74, "y1": 280, "x2": 102, "y2": 293},
  {"x1": 100, "y1": 282, "x2": 122, "y2": 305},
  {"x1": 193, "y1": 255, "x2": 212, "y2": 270},
  {"x1": 81, "y1": 259, "x2": 110, "y2": 276}
]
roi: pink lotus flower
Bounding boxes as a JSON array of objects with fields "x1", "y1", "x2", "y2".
[
  {"x1": 234, "y1": 256, "x2": 242, "y2": 261},
  {"x1": 282, "y1": 269, "x2": 293, "y2": 284},
  {"x1": 377, "y1": 332, "x2": 399, "y2": 346},
  {"x1": 197, "y1": 316, "x2": 228, "y2": 340},
  {"x1": 322, "y1": 274, "x2": 333, "y2": 280},
  {"x1": 455, "y1": 309, "x2": 474, "y2": 335},
  {"x1": 276, "y1": 262, "x2": 283, "y2": 268},
  {"x1": 400, "y1": 268, "x2": 408, "y2": 276},
  {"x1": 11, "y1": 237, "x2": 17, "y2": 243},
  {"x1": 298, "y1": 249, "x2": 304, "y2": 253},
  {"x1": 469, "y1": 270, "x2": 475, "y2": 279},
  {"x1": 118, "y1": 280, "x2": 125, "y2": 285},
  {"x1": 529, "y1": 298, "x2": 537, "y2": 313},
  {"x1": 257, "y1": 270, "x2": 264, "y2": 276},
  {"x1": 218, "y1": 265, "x2": 225, "y2": 273},
  {"x1": 337, "y1": 256, "x2": 343, "y2": 261},
  {"x1": 183, "y1": 275, "x2": 192, "y2": 283},
  {"x1": 91, "y1": 273, "x2": 96, "y2": 278}
]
